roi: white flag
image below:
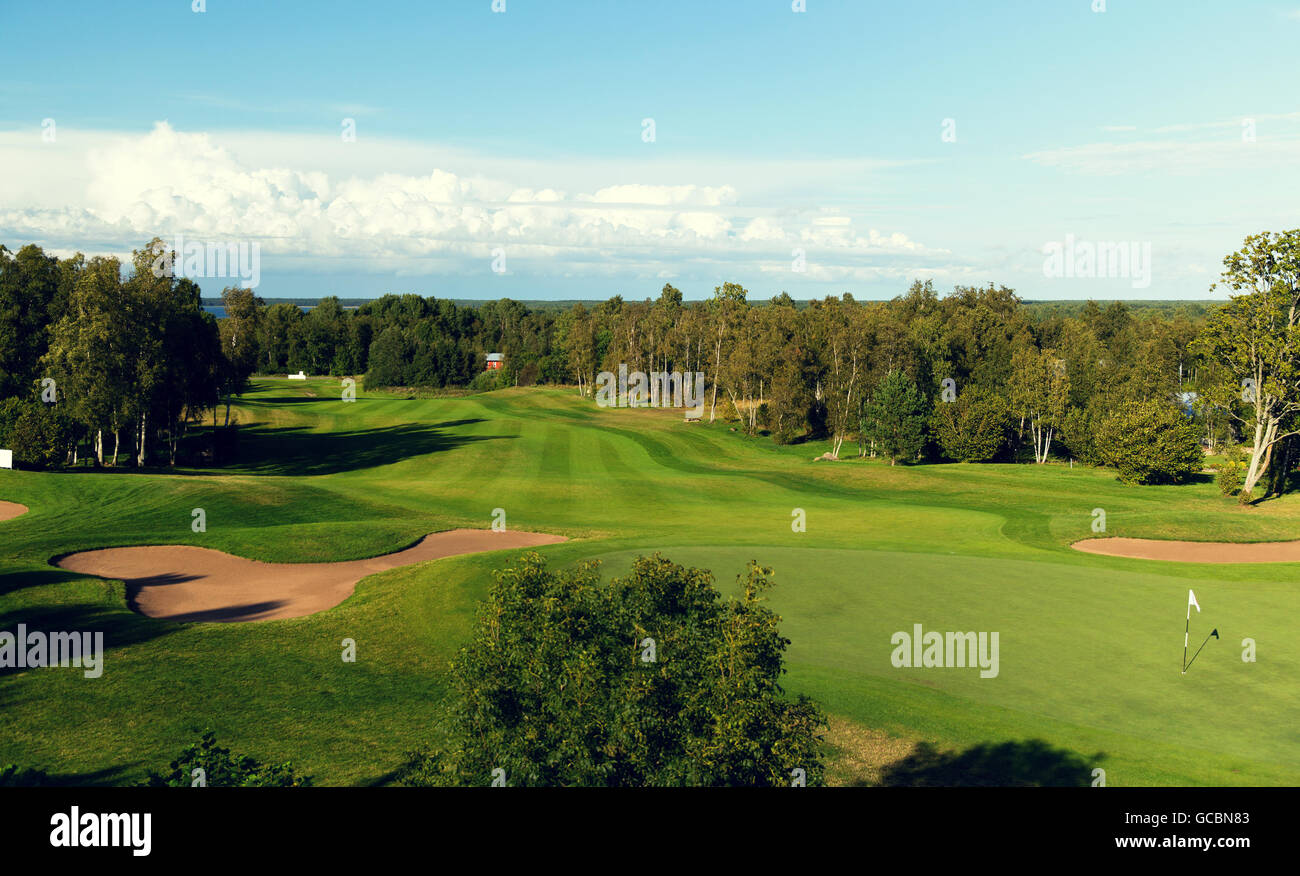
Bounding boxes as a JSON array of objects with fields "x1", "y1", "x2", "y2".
[{"x1": 1188, "y1": 589, "x2": 1200, "y2": 613}]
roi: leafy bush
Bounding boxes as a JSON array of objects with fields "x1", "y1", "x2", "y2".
[
  {"x1": 930, "y1": 387, "x2": 1011, "y2": 462},
  {"x1": 468, "y1": 368, "x2": 506, "y2": 393},
  {"x1": 1095, "y1": 400, "x2": 1203, "y2": 485},
  {"x1": 1214, "y1": 445, "x2": 1246, "y2": 496},
  {"x1": 399, "y1": 553, "x2": 825, "y2": 787},
  {"x1": 143, "y1": 731, "x2": 311, "y2": 787},
  {"x1": 0, "y1": 397, "x2": 72, "y2": 469}
]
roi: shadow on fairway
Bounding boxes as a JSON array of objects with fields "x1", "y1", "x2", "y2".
[
  {"x1": 228, "y1": 422, "x2": 507, "y2": 476},
  {"x1": 871, "y1": 739, "x2": 1102, "y2": 787},
  {"x1": 0, "y1": 598, "x2": 176, "y2": 681},
  {"x1": 0, "y1": 567, "x2": 90, "y2": 599},
  {"x1": 0, "y1": 763, "x2": 138, "y2": 788}
]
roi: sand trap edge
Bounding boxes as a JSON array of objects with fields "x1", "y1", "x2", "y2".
[
  {"x1": 0, "y1": 501, "x2": 29, "y2": 522},
  {"x1": 1071, "y1": 536, "x2": 1300, "y2": 564},
  {"x1": 52, "y1": 529, "x2": 568, "y2": 623}
]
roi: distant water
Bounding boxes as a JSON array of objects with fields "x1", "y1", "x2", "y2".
[{"x1": 203, "y1": 305, "x2": 311, "y2": 318}]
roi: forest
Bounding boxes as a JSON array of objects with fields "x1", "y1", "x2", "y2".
[{"x1": 2, "y1": 232, "x2": 1297, "y2": 502}]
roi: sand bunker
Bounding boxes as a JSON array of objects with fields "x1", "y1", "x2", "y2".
[
  {"x1": 1073, "y1": 536, "x2": 1300, "y2": 563},
  {"x1": 0, "y1": 501, "x2": 28, "y2": 522},
  {"x1": 55, "y1": 529, "x2": 567, "y2": 623}
]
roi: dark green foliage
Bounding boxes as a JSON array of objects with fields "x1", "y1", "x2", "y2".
[
  {"x1": 930, "y1": 387, "x2": 1011, "y2": 462},
  {"x1": 862, "y1": 370, "x2": 928, "y2": 464},
  {"x1": 0, "y1": 398, "x2": 73, "y2": 469},
  {"x1": 1095, "y1": 400, "x2": 1204, "y2": 485},
  {"x1": 143, "y1": 731, "x2": 311, "y2": 787},
  {"x1": 399, "y1": 553, "x2": 825, "y2": 787},
  {"x1": 1060, "y1": 406, "x2": 1103, "y2": 465}
]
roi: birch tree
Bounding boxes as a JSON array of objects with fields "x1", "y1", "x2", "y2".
[{"x1": 1191, "y1": 230, "x2": 1300, "y2": 500}]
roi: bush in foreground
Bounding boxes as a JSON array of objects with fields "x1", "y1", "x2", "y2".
[
  {"x1": 400, "y1": 553, "x2": 825, "y2": 787},
  {"x1": 143, "y1": 731, "x2": 311, "y2": 787}
]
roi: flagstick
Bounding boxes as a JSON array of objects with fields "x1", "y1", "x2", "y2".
[{"x1": 1182, "y1": 600, "x2": 1190, "y2": 674}]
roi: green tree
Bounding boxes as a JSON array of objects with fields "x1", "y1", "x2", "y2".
[
  {"x1": 930, "y1": 387, "x2": 1011, "y2": 462},
  {"x1": 399, "y1": 553, "x2": 825, "y2": 787},
  {"x1": 862, "y1": 370, "x2": 928, "y2": 465},
  {"x1": 1095, "y1": 400, "x2": 1203, "y2": 485},
  {"x1": 364, "y1": 326, "x2": 410, "y2": 388},
  {"x1": 218, "y1": 286, "x2": 264, "y2": 424},
  {"x1": 1192, "y1": 230, "x2": 1300, "y2": 499},
  {"x1": 1009, "y1": 347, "x2": 1070, "y2": 464},
  {"x1": 0, "y1": 398, "x2": 73, "y2": 469},
  {"x1": 0, "y1": 244, "x2": 60, "y2": 399}
]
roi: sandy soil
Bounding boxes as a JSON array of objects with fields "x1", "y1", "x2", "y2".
[
  {"x1": 1072, "y1": 536, "x2": 1300, "y2": 563},
  {"x1": 0, "y1": 501, "x2": 28, "y2": 521},
  {"x1": 55, "y1": 529, "x2": 567, "y2": 623}
]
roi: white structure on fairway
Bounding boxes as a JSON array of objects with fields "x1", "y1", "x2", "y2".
[
  {"x1": 0, "y1": 449, "x2": 11, "y2": 469},
  {"x1": 288, "y1": 371, "x2": 307, "y2": 380}
]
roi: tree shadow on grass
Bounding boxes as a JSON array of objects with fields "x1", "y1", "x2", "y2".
[
  {"x1": 0, "y1": 567, "x2": 89, "y2": 599},
  {"x1": 226, "y1": 422, "x2": 509, "y2": 476},
  {"x1": 0, "y1": 598, "x2": 177, "y2": 681},
  {"x1": 870, "y1": 740, "x2": 1102, "y2": 787},
  {"x1": 0, "y1": 762, "x2": 139, "y2": 787}
]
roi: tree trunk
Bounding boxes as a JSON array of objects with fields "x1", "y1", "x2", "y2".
[
  {"x1": 709, "y1": 336, "x2": 721, "y2": 423},
  {"x1": 1242, "y1": 418, "x2": 1274, "y2": 497},
  {"x1": 138, "y1": 410, "x2": 148, "y2": 467}
]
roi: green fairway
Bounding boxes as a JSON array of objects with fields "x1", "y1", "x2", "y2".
[{"x1": 2, "y1": 379, "x2": 1297, "y2": 785}]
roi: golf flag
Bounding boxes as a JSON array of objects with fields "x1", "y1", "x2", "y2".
[{"x1": 1188, "y1": 589, "x2": 1200, "y2": 613}]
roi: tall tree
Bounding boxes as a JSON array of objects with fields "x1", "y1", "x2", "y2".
[
  {"x1": 1192, "y1": 230, "x2": 1300, "y2": 499},
  {"x1": 1009, "y1": 347, "x2": 1070, "y2": 464},
  {"x1": 862, "y1": 370, "x2": 927, "y2": 465}
]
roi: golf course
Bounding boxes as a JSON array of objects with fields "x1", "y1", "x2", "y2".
[{"x1": 1, "y1": 377, "x2": 1296, "y2": 786}]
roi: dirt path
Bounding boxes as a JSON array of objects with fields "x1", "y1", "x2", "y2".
[
  {"x1": 1072, "y1": 536, "x2": 1300, "y2": 563},
  {"x1": 0, "y1": 501, "x2": 28, "y2": 521},
  {"x1": 55, "y1": 529, "x2": 567, "y2": 622}
]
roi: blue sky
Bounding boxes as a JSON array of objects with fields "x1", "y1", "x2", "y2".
[{"x1": 2, "y1": 0, "x2": 1298, "y2": 301}]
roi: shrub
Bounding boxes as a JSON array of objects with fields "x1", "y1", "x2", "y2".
[
  {"x1": 1214, "y1": 445, "x2": 1246, "y2": 496},
  {"x1": 468, "y1": 368, "x2": 506, "y2": 393},
  {"x1": 1095, "y1": 400, "x2": 1203, "y2": 485},
  {"x1": 143, "y1": 730, "x2": 311, "y2": 787},
  {"x1": 930, "y1": 387, "x2": 1011, "y2": 462},
  {"x1": 0, "y1": 398, "x2": 72, "y2": 469},
  {"x1": 399, "y1": 553, "x2": 825, "y2": 786}
]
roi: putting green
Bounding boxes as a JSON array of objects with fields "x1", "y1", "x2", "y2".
[{"x1": 1, "y1": 380, "x2": 1297, "y2": 786}]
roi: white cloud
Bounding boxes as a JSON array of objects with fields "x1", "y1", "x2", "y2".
[{"x1": 0, "y1": 122, "x2": 941, "y2": 282}]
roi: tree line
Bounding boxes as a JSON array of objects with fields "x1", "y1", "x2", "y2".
[{"x1": 3, "y1": 231, "x2": 1298, "y2": 500}]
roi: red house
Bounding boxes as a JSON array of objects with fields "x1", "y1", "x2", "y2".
[{"x1": 485, "y1": 353, "x2": 504, "y2": 371}]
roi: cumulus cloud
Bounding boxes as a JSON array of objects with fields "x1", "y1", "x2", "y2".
[{"x1": 0, "y1": 122, "x2": 940, "y2": 283}]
